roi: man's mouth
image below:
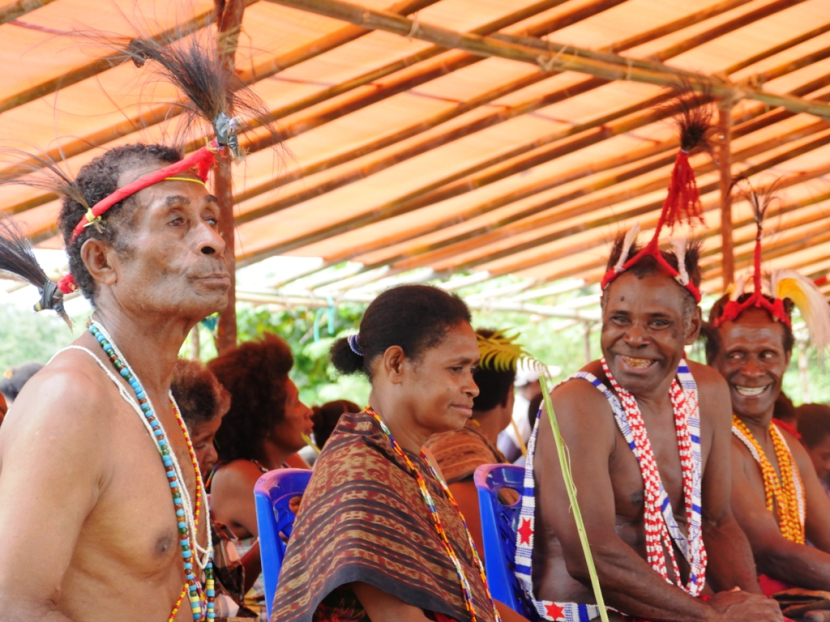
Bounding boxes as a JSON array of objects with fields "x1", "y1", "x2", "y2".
[
  {"x1": 734, "y1": 385, "x2": 770, "y2": 397},
  {"x1": 620, "y1": 356, "x2": 655, "y2": 369}
]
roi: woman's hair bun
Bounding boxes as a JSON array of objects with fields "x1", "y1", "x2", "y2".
[{"x1": 330, "y1": 337, "x2": 364, "y2": 375}]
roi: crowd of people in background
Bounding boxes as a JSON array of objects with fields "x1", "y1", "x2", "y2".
[{"x1": 3, "y1": 299, "x2": 830, "y2": 621}]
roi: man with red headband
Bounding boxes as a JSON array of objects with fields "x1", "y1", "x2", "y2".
[
  {"x1": 0, "y1": 32, "x2": 275, "y2": 621},
  {"x1": 513, "y1": 100, "x2": 781, "y2": 622},
  {"x1": 705, "y1": 184, "x2": 830, "y2": 600}
]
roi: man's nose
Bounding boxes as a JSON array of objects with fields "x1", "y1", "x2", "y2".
[
  {"x1": 740, "y1": 357, "x2": 765, "y2": 378},
  {"x1": 196, "y1": 221, "x2": 227, "y2": 257},
  {"x1": 623, "y1": 323, "x2": 648, "y2": 347}
]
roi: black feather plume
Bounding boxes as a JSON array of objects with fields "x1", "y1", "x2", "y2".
[
  {"x1": 659, "y1": 81, "x2": 716, "y2": 155},
  {"x1": 0, "y1": 220, "x2": 71, "y2": 327}
]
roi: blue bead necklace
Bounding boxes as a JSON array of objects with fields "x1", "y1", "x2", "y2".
[{"x1": 90, "y1": 323, "x2": 215, "y2": 621}]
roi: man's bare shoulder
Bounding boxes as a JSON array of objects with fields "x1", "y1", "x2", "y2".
[
  {"x1": 688, "y1": 360, "x2": 730, "y2": 418},
  {"x1": 687, "y1": 360, "x2": 728, "y2": 391},
  {"x1": 550, "y1": 361, "x2": 614, "y2": 426},
  {"x1": 0, "y1": 346, "x2": 116, "y2": 447}
]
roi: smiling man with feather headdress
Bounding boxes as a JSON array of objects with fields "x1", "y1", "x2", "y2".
[
  {"x1": 512, "y1": 95, "x2": 782, "y2": 622},
  {"x1": 0, "y1": 22, "x2": 278, "y2": 622},
  {"x1": 705, "y1": 180, "x2": 830, "y2": 607}
]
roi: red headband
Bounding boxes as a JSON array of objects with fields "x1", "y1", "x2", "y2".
[
  {"x1": 70, "y1": 143, "x2": 219, "y2": 242},
  {"x1": 57, "y1": 143, "x2": 222, "y2": 295},
  {"x1": 711, "y1": 225, "x2": 790, "y2": 328},
  {"x1": 601, "y1": 150, "x2": 704, "y2": 303}
]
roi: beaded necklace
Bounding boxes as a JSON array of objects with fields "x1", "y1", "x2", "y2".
[
  {"x1": 366, "y1": 407, "x2": 500, "y2": 622},
  {"x1": 731, "y1": 416, "x2": 805, "y2": 544},
  {"x1": 601, "y1": 359, "x2": 707, "y2": 595},
  {"x1": 90, "y1": 323, "x2": 215, "y2": 621}
]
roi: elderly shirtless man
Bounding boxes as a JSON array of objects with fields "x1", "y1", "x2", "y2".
[
  {"x1": 514, "y1": 235, "x2": 782, "y2": 622},
  {"x1": 707, "y1": 300, "x2": 830, "y2": 594},
  {"x1": 0, "y1": 143, "x2": 230, "y2": 621}
]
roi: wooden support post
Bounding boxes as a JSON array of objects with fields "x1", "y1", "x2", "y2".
[
  {"x1": 214, "y1": 0, "x2": 245, "y2": 354},
  {"x1": 190, "y1": 325, "x2": 201, "y2": 361},
  {"x1": 718, "y1": 99, "x2": 735, "y2": 292}
]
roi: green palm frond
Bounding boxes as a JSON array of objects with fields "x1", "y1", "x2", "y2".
[
  {"x1": 476, "y1": 329, "x2": 544, "y2": 373},
  {"x1": 479, "y1": 328, "x2": 609, "y2": 622}
]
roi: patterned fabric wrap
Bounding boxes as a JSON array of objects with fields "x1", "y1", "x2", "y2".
[
  {"x1": 731, "y1": 419, "x2": 806, "y2": 544},
  {"x1": 425, "y1": 424, "x2": 508, "y2": 484},
  {"x1": 271, "y1": 410, "x2": 496, "y2": 622},
  {"x1": 513, "y1": 361, "x2": 705, "y2": 621}
]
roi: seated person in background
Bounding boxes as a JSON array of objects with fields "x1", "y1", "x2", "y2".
[
  {"x1": 208, "y1": 333, "x2": 313, "y2": 620},
  {"x1": 797, "y1": 403, "x2": 830, "y2": 499},
  {"x1": 704, "y1": 195, "x2": 830, "y2": 596},
  {"x1": 498, "y1": 368, "x2": 540, "y2": 462},
  {"x1": 774, "y1": 392, "x2": 800, "y2": 439},
  {"x1": 170, "y1": 358, "x2": 257, "y2": 618},
  {"x1": 311, "y1": 399, "x2": 360, "y2": 450},
  {"x1": 0, "y1": 361, "x2": 43, "y2": 407},
  {"x1": 425, "y1": 328, "x2": 515, "y2": 553},
  {"x1": 273, "y1": 285, "x2": 527, "y2": 622}
]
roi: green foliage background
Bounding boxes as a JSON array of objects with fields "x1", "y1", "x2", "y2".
[{"x1": 3, "y1": 298, "x2": 829, "y2": 409}]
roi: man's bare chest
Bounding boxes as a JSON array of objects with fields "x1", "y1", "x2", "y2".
[{"x1": 74, "y1": 401, "x2": 202, "y2": 579}]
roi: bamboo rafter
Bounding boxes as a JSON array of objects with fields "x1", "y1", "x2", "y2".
[{"x1": 266, "y1": 0, "x2": 830, "y2": 119}]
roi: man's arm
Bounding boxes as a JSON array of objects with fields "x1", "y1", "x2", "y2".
[
  {"x1": 209, "y1": 460, "x2": 263, "y2": 538},
  {"x1": 538, "y1": 380, "x2": 778, "y2": 622},
  {"x1": 731, "y1": 435, "x2": 830, "y2": 590},
  {"x1": 448, "y1": 481, "x2": 485, "y2": 556},
  {"x1": 0, "y1": 365, "x2": 108, "y2": 621},
  {"x1": 789, "y1": 432, "x2": 830, "y2": 554},
  {"x1": 693, "y1": 365, "x2": 762, "y2": 594}
]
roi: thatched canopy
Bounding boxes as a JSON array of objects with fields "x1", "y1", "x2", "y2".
[{"x1": 1, "y1": 0, "x2": 830, "y2": 318}]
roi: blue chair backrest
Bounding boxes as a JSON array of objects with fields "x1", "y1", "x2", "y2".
[
  {"x1": 254, "y1": 468, "x2": 312, "y2": 622},
  {"x1": 474, "y1": 463, "x2": 537, "y2": 620}
]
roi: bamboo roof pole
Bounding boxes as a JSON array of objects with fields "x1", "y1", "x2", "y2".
[
  {"x1": 718, "y1": 98, "x2": 736, "y2": 291},
  {"x1": 268, "y1": 0, "x2": 830, "y2": 119},
  {"x1": 240, "y1": 37, "x2": 828, "y2": 278},
  {"x1": 0, "y1": 0, "x2": 436, "y2": 185},
  {"x1": 373, "y1": 121, "x2": 830, "y2": 274},
  {"x1": 0, "y1": 0, "x2": 783, "y2": 211},
  {"x1": 0, "y1": 0, "x2": 57, "y2": 24},
  {"x1": 233, "y1": 71, "x2": 599, "y2": 209},
  {"x1": 490, "y1": 162, "x2": 830, "y2": 277},
  {"x1": 539, "y1": 186, "x2": 830, "y2": 284},
  {"x1": 392, "y1": 128, "x2": 830, "y2": 275},
  {"x1": 214, "y1": 0, "x2": 245, "y2": 354},
  {"x1": 239, "y1": 91, "x2": 678, "y2": 266},
  {"x1": 283, "y1": 78, "x2": 830, "y2": 286},
  {"x1": 235, "y1": 0, "x2": 783, "y2": 199},
  {"x1": 237, "y1": 27, "x2": 830, "y2": 213},
  {"x1": 724, "y1": 22, "x2": 830, "y2": 76},
  {"x1": 233, "y1": 0, "x2": 635, "y2": 196},
  {"x1": 0, "y1": 4, "x2": 228, "y2": 115},
  {"x1": 701, "y1": 226, "x2": 830, "y2": 280}
]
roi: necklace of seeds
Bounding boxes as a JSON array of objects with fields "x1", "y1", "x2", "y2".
[
  {"x1": 732, "y1": 416, "x2": 805, "y2": 544},
  {"x1": 90, "y1": 322, "x2": 215, "y2": 621},
  {"x1": 367, "y1": 407, "x2": 500, "y2": 622}
]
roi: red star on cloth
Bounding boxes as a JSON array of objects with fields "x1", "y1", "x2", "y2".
[
  {"x1": 545, "y1": 603, "x2": 565, "y2": 620},
  {"x1": 518, "y1": 517, "x2": 533, "y2": 545}
]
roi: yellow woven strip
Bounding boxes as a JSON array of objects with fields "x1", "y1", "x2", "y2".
[{"x1": 165, "y1": 176, "x2": 206, "y2": 187}]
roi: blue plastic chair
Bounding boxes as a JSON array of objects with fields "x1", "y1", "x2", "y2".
[
  {"x1": 254, "y1": 468, "x2": 312, "y2": 621},
  {"x1": 474, "y1": 463, "x2": 537, "y2": 620}
]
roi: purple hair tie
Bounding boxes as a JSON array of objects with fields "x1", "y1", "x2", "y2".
[{"x1": 348, "y1": 334, "x2": 363, "y2": 356}]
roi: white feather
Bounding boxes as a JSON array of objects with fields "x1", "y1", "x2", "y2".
[
  {"x1": 670, "y1": 238, "x2": 689, "y2": 286},
  {"x1": 731, "y1": 273, "x2": 746, "y2": 302},
  {"x1": 614, "y1": 223, "x2": 640, "y2": 274},
  {"x1": 772, "y1": 269, "x2": 830, "y2": 354}
]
